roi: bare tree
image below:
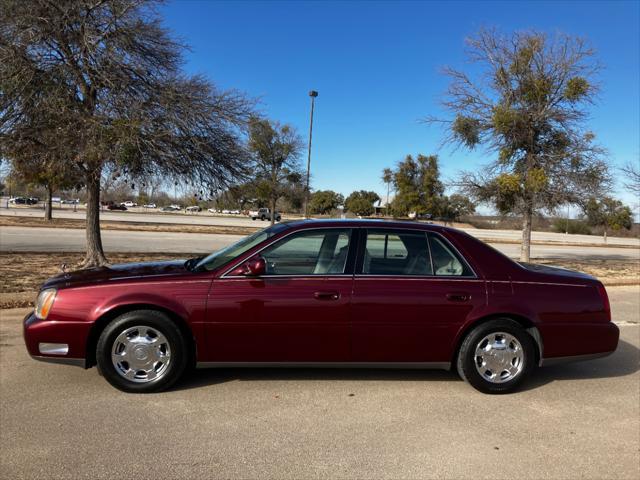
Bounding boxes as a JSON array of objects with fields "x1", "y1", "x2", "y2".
[
  {"x1": 0, "y1": 0, "x2": 254, "y2": 266},
  {"x1": 427, "y1": 29, "x2": 610, "y2": 261},
  {"x1": 621, "y1": 161, "x2": 640, "y2": 196},
  {"x1": 248, "y1": 118, "x2": 303, "y2": 225}
]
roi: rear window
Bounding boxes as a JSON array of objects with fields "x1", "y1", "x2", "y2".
[{"x1": 428, "y1": 233, "x2": 473, "y2": 276}]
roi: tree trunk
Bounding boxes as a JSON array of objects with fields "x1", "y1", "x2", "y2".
[
  {"x1": 603, "y1": 227, "x2": 607, "y2": 244},
  {"x1": 44, "y1": 185, "x2": 53, "y2": 221},
  {"x1": 386, "y1": 184, "x2": 390, "y2": 217},
  {"x1": 270, "y1": 196, "x2": 277, "y2": 226},
  {"x1": 520, "y1": 207, "x2": 533, "y2": 262},
  {"x1": 81, "y1": 167, "x2": 108, "y2": 268}
]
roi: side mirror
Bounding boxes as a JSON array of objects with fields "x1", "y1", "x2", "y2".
[{"x1": 231, "y1": 256, "x2": 266, "y2": 277}]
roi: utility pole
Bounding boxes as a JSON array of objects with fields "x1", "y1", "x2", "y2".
[{"x1": 304, "y1": 90, "x2": 318, "y2": 218}]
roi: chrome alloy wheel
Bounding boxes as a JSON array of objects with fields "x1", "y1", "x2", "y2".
[
  {"x1": 111, "y1": 326, "x2": 171, "y2": 383},
  {"x1": 474, "y1": 332, "x2": 524, "y2": 384}
]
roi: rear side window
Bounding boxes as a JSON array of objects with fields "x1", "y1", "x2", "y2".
[
  {"x1": 428, "y1": 233, "x2": 473, "y2": 276},
  {"x1": 363, "y1": 230, "x2": 433, "y2": 275}
]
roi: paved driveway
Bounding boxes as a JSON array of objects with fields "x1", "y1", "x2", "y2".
[
  {"x1": 2, "y1": 226, "x2": 639, "y2": 261},
  {"x1": 1, "y1": 286, "x2": 638, "y2": 479}
]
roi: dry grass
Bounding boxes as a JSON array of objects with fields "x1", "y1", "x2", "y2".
[
  {"x1": 0, "y1": 252, "x2": 637, "y2": 309},
  {"x1": 0, "y1": 252, "x2": 190, "y2": 300},
  {"x1": 0, "y1": 216, "x2": 257, "y2": 235},
  {"x1": 535, "y1": 258, "x2": 639, "y2": 285}
]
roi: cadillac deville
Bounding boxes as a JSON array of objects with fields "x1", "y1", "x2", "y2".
[{"x1": 24, "y1": 220, "x2": 619, "y2": 394}]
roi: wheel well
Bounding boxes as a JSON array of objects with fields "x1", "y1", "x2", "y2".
[
  {"x1": 85, "y1": 304, "x2": 196, "y2": 368},
  {"x1": 451, "y1": 314, "x2": 543, "y2": 369}
]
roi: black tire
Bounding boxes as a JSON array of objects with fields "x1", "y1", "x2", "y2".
[
  {"x1": 96, "y1": 310, "x2": 188, "y2": 393},
  {"x1": 457, "y1": 318, "x2": 536, "y2": 394},
  {"x1": 260, "y1": 215, "x2": 266, "y2": 221}
]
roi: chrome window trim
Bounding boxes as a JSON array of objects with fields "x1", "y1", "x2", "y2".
[
  {"x1": 352, "y1": 275, "x2": 483, "y2": 281},
  {"x1": 220, "y1": 226, "x2": 355, "y2": 278},
  {"x1": 221, "y1": 275, "x2": 354, "y2": 280},
  {"x1": 357, "y1": 228, "x2": 478, "y2": 279}
]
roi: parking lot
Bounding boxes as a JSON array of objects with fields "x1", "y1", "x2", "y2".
[{"x1": 1, "y1": 287, "x2": 638, "y2": 479}]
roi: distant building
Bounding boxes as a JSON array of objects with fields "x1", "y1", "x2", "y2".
[{"x1": 373, "y1": 195, "x2": 394, "y2": 216}]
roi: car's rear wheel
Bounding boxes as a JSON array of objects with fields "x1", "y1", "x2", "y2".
[
  {"x1": 457, "y1": 318, "x2": 535, "y2": 394},
  {"x1": 96, "y1": 310, "x2": 188, "y2": 393}
]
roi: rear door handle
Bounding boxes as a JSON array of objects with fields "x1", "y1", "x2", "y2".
[
  {"x1": 446, "y1": 292, "x2": 470, "y2": 302},
  {"x1": 314, "y1": 291, "x2": 340, "y2": 301}
]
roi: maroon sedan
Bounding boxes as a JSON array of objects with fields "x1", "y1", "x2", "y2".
[{"x1": 24, "y1": 220, "x2": 619, "y2": 394}]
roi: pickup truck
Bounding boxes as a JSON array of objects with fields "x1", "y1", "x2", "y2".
[{"x1": 249, "y1": 208, "x2": 281, "y2": 221}]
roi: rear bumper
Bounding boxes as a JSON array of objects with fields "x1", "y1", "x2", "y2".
[
  {"x1": 23, "y1": 311, "x2": 88, "y2": 368},
  {"x1": 539, "y1": 321, "x2": 620, "y2": 365}
]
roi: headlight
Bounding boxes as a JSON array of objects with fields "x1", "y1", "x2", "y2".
[{"x1": 35, "y1": 289, "x2": 57, "y2": 320}]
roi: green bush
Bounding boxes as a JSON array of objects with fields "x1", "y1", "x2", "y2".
[{"x1": 551, "y1": 218, "x2": 591, "y2": 235}]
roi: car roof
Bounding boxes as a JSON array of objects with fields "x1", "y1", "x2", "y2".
[{"x1": 281, "y1": 218, "x2": 452, "y2": 232}]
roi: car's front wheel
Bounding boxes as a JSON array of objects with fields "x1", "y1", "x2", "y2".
[
  {"x1": 457, "y1": 318, "x2": 535, "y2": 394},
  {"x1": 96, "y1": 310, "x2": 188, "y2": 393}
]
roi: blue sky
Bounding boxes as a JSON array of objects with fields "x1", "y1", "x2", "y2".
[{"x1": 161, "y1": 0, "x2": 640, "y2": 212}]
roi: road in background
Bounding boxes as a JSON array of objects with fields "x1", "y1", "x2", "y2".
[
  {"x1": 0, "y1": 298, "x2": 637, "y2": 479},
  {"x1": 2, "y1": 225, "x2": 639, "y2": 260},
  {"x1": 2, "y1": 206, "x2": 639, "y2": 247}
]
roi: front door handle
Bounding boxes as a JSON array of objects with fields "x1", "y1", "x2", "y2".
[
  {"x1": 314, "y1": 291, "x2": 340, "y2": 301},
  {"x1": 446, "y1": 292, "x2": 470, "y2": 302}
]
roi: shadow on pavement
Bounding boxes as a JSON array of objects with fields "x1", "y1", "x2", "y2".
[
  {"x1": 175, "y1": 338, "x2": 638, "y2": 392},
  {"x1": 524, "y1": 338, "x2": 639, "y2": 390}
]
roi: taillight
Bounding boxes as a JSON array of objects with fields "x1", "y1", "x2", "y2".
[{"x1": 596, "y1": 283, "x2": 611, "y2": 322}]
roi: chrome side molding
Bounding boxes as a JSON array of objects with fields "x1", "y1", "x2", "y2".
[{"x1": 196, "y1": 361, "x2": 452, "y2": 370}]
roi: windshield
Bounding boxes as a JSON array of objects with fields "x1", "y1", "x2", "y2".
[{"x1": 194, "y1": 223, "x2": 288, "y2": 272}]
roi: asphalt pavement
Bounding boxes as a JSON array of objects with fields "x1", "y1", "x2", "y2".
[
  {"x1": 2, "y1": 225, "x2": 639, "y2": 261},
  {"x1": 2, "y1": 206, "x2": 639, "y2": 247},
  {"x1": 0, "y1": 287, "x2": 638, "y2": 479}
]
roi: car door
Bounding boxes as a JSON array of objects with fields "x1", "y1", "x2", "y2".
[
  {"x1": 203, "y1": 228, "x2": 355, "y2": 363},
  {"x1": 350, "y1": 228, "x2": 486, "y2": 364}
]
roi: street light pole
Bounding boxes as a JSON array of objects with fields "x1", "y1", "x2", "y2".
[{"x1": 304, "y1": 90, "x2": 318, "y2": 218}]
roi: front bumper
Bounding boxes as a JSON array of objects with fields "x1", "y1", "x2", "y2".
[{"x1": 23, "y1": 311, "x2": 88, "y2": 368}]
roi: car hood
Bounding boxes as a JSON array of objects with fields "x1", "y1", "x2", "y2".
[{"x1": 42, "y1": 260, "x2": 189, "y2": 290}]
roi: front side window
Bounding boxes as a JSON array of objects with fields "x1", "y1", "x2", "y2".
[
  {"x1": 260, "y1": 229, "x2": 352, "y2": 275},
  {"x1": 196, "y1": 224, "x2": 288, "y2": 271},
  {"x1": 363, "y1": 230, "x2": 432, "y2": 275}
]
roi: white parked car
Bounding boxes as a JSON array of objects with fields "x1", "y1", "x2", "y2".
[
  {"x1": 122, "y1": 201, "x2": 137, "y2": 207},
  {"x1": 143, "y1": 203, "x2": 157, "y2": 209},
  {"x1": 185, "y1": 205, "x2": 202, "y2": 212},
  {"x1": 207, "y1": 208, "x2": 219, "y2": 214},
  {"x1": 249, "y1": 208, "x2": 281, "y2": 221}
]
